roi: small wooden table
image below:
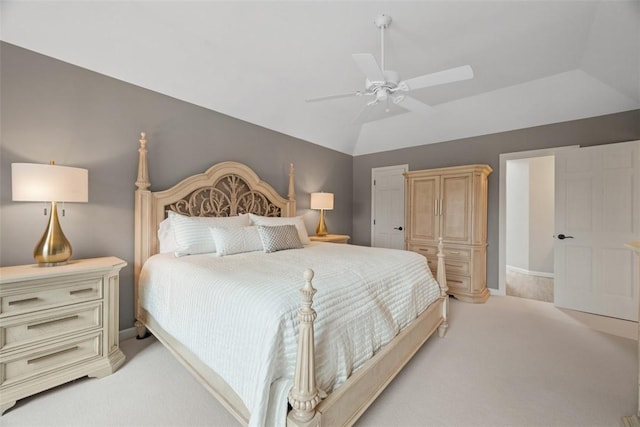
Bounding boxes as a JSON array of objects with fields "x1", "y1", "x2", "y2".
[
  {"x1": 309, "y1": 234, "x2": 350, "y2": 244},
  {"x1": 623, "y1": 241, "x2": 640, "y2": 427}
]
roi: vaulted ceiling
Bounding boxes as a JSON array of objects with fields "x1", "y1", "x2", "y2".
[{"x1": 2, "y1": 1, "x2": 639, "y2": 155}]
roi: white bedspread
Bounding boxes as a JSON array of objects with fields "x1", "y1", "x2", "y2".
[{"x1": 139, "y1": 242, "x2": 441, "y2": 426}]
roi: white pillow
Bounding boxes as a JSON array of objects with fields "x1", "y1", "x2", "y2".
[
  {"x1": 157, "y1": 218, "x2": 178, "y2": 253},
  {"x1": 248, "y1": 214, "x2": 311, "y2": 245},
  {"x1": 209, "y1": 226, "x2": 264, "y2": 256},
  {"x1": 168, "y1": 211, "x2": 251, "y2": 256},
  {"x1": 257, "y1": 225, "x2": 303, "y2": 253}
]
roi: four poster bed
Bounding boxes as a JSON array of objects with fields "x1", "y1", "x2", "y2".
[{"x1": 133, "y1": 132, "x2": 449, "y2": 426}]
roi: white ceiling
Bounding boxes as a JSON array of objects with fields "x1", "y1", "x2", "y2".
[{"x1": 1, "y1": 1, "x2": 639, "y2": 156}]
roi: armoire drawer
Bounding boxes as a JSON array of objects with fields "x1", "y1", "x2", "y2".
[
  {"x1": 425, "y1": 257, "x2": 438, "y2": 273},
  {"x1": 446, "y1": 275, "x2": 471, "y2": 292},
  {"x1": 444, "y1": 260, "x2": 470, "y2": 276},
  {"x1": 0, "y1": 303, "x2": 102, "y2": 351},
  {"x1": 408, "y1": 244, "x2": 437, "y2": 257},
  {"x1": 442, "y1": 247, "x2": 471, "y2": 260}
]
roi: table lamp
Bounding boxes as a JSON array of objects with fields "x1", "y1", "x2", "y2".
[
  {"x1": 310, "y1": 192, "x2": 334, "y2": 237},
  {"x1": 12, "y1": 161, "x2": 88, "y2": 266}
]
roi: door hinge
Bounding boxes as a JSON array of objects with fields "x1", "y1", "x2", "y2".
[
  {"x1": 373, "y1": 179, "x2": 376, "y2": 185},
  {"x1": 373, "y1": 219, "x2": 376, "y2": 225}
]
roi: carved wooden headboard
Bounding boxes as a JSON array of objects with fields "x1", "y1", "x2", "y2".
[{"x1": 133, "y1": 132, "x2": 297, "y2": 292}]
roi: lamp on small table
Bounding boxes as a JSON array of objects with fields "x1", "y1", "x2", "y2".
[
  {"x1": 310, "y1": 192, "x2": 334, "y2": 237},
  {"x1": 12, "y1": 162, "x2": 88, "y2": 266}
]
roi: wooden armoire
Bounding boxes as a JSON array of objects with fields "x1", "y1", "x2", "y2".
[{"x1": 405, "y1": 164, "x2": 492, "y2": 303}]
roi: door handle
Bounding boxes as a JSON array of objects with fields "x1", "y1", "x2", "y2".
[
  {"x1": 394, "y1": 226, "x2": 403, "y2": 231},
  {"x1": 555, "y1": 234, "x2": 574, "y2": 240}
]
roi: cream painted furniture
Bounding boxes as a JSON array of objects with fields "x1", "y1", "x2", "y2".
[
  {"x1": 133, "y1": 133, "x2": 448, "y2": 426},
  {"x1": 623, "y1": 241, "x2": 640, "y2": 427},
  {"x1": 405, "y1": 164, "x2": 492, "y2": 303},
  {"x1": 309, "y1": 234, "x2": 350, "y2": 244},
  {"x1": 0, "y1": 257, "x2": 126, "y2": 415}
]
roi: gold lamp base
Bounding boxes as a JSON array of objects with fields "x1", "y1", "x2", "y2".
[
  {"x1": 315, "y1": 209, "x2": 328, "y2": 237},
  {"x1": 34, "y1": 201, "x2": 72, "y2": 266}
]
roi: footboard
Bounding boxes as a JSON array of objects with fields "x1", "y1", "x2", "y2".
[{"x1": 288, "y1": 242, "x2": 448, "y2": 426}]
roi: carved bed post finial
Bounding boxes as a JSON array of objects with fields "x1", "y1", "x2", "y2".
[
  {"x1": 288, "y1": 269, "x2": 321, "y2": 426},
  {"x1": 136, "y1": 132, "x2": 150, "y2": 190},
  {"x1": 436, "y1": 237, "x2": 449, "y2": 337}
]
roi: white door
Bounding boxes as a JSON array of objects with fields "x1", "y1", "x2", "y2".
[
  {"x1": 372, "y1": 165, "x2": 408, "y2": 249},
  {"x1": 554, "y1": 140, "x2": 640, "y2": 321}
]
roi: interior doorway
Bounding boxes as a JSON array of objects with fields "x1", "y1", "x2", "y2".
[
  {"x1": 505, "y1": 156, "x2": 555, "y2": 302},
  {"x1": 498, "y1": 146, "x2": 578, "y2": 297}
]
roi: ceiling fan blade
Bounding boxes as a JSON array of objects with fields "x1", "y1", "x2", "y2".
[
  {"x1": 352, "y1": 53, "x2": 385, "y2": 82},
  {"x1": 400, "y1": 65, "x2": 474, "y2": 91},
  {"x1": 393, "y1": 95, "x2": 436, "y2": 114},
  {"x1": 305, "y1": 91, "x2": 362, "y2": 103}
]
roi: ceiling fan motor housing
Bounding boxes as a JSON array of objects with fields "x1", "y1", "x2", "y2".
[
  {"x1": 365, "y1": 70, "x2": 399, "y2": 87},
  {"x1": 366, "y1": 69, "x2": 400, "y2": 101}
]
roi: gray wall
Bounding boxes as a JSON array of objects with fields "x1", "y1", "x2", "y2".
[
  {"x1": 352, "y1": 109, "x2": 640, "y2": 289},
  {"x1": 3, "y1": 41, "x2": 639, "y2": 327},
  {"x1": 0, "y1": 43, "x2": 353, "y2": 330}
]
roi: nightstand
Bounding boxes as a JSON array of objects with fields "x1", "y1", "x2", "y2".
[
  {"x1": 309, "y1": 234, "x2": 351, "y2": 244},
  {"x1": 0, "y1": 257, "x2": 127, "y2": 415}
]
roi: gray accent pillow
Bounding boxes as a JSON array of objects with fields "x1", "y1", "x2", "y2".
[{"x1": 257, "y1": 225, "x2": 303, "y2": 253}]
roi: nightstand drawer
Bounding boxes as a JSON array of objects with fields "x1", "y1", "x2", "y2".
[
  {"x1": 1, "y1": 333, "x2": 101, "y2": 386},
  {"x1": 1, "y1": 278, "x2": 103, "y2": 317},
  {"x1": 1, "y1": 303, "x2": 102, "y2": 351},
  {"x1": 309, "y1": 234, "x2": 350, "y2": 244}
]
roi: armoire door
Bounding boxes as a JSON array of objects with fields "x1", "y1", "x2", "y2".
[
  {"x1": 408, "y1": 176, "x2": 440, "y2": 241},
  {"x1": 440, "y1": 173, "x2": 472, "y2": 243}
]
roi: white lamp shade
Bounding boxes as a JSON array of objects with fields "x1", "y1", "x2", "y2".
[
  {"x1": 310, "y1": 192, "x2": 334, "y2": 210},
  {"x1": 12, "y1": 163, "x2": 88, "y2": 202}
]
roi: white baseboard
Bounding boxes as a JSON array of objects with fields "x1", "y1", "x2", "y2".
[
  {"x1": 489, "y1": 287, "x2": 505, "y2": 296},
  {"x1": 119, "y1": 327, "x2": 138, "y2": 341},
  {"x1": 506, "y1": 265, "x2": 554, "y2": 279}
]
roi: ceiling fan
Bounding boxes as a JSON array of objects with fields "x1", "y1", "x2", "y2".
[{"x1": 306, "y1": 14, "x2": 474, "y2": 122}]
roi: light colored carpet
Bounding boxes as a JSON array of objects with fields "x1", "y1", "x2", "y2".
[
  {"x1": 506, "y1": 269, "x2": 554, "y2": 303},
  {"x1": 2, "y1": 296, "x2": 636, "y2": 427}
]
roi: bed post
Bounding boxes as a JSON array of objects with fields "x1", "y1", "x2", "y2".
[
  {"x1": 288, "y1": 269, "x2": 321, "y2": 427},
  {"x1": 288, "y1": 163, "x2": 297, "y2": 216},
  {"x1": 134, "y1": 132, "x2": 152, "y2": 339},
  {"x1": 436, "y1": 237, "x2": 449, "y2": 337}
]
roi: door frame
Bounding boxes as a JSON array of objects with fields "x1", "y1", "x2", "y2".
[
  {"x1": 371, "y1": 164, "x2": 409, "y2": 248},
  {"x1": 498, "y1": 146, "x2": 578, "y2": 296}
]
